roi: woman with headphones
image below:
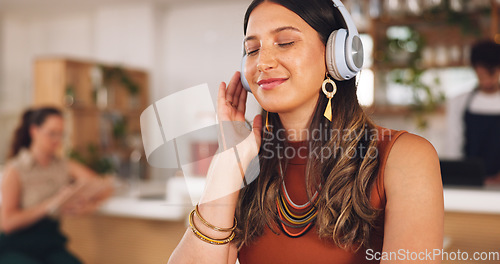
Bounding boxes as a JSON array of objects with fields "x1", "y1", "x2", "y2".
[
  {"x1": 169, "y1": 0, "x2": 443, "y2": 263},
  {"x1": 0, "y1": 107, "x2": 113, "y2": 263}
]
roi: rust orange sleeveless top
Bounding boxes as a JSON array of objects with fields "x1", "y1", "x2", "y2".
[{"x1": 238, "y1": 126, "x2": 408, "y2": 264}]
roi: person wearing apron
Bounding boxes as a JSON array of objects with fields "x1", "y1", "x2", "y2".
[
  {"x1": 463, "y1": 88, "x2": 500, "y2": 183},
  {"x1": 446, "y1": 40, "x2": 500, "y2": 185}
]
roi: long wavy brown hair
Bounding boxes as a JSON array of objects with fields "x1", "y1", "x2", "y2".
[{"x1": 234, "y1": 0, "x2": 381, "y2": 252}]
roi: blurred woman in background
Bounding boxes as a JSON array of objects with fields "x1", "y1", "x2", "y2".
[{"x1": 0, "y1": 107, "x2": 112, "y2": 264}]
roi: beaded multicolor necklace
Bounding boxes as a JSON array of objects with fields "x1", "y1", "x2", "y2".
[{"x1": 276, "y1": 159, "x2": 320, "y2": 238}]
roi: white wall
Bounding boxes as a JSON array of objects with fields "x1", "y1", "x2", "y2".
[
  {"x1": 95, "y1": 4, "x2": 156, "y2": 70},
  {"x1": 161, "y1": 2, "x2": 245, "y2": 93},
  {"x1": 1, "y1": 15, "x2": 32, "y2": 110},
  {"x1": 159, "y1": 1, "x2": 260, "y2": 117},
  {"x1": 154, "y1": 1, "x2": 262, "y2": 180}
]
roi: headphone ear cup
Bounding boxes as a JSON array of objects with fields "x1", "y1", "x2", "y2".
[
  {"x1": 326, "y1": 29, "x2": 357, "y2": 81},
  {"x1": 326, "y1": 30, "x2": 343, "y2": 81},
  {"x1": 241, "y1": 54, "x2": 252, "y2": 93}
]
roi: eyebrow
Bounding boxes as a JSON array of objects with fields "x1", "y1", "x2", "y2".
[{"x1": 244, "y1": 26, "x2": 301, "y2": 42}]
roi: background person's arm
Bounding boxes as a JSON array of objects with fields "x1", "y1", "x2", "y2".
[
  {"x1": 381, "y1": 133, "x2": 444, "y2": 263},
  {"x1": 60, "y1": 160, "x2": 115, "y2": 215}
]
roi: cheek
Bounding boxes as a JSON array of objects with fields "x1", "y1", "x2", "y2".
[
  {"x1": 244, "y1": 57, "x2": 258, "y2": 91},
  {"x1": 480, "y1": 74, "x2": 497, "y2": 84},
  {"x1": 32, "y1": 131, "x2": 44, "y2": 143},
  {"x1": 244, "y1": 59, "x2": 252, "y2": 81},
  {"x1": 287, "y1": 50, "x2": 325, "y2": 89}
]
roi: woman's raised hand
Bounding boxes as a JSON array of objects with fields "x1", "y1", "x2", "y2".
[{"x1": 217, "y1": 71, "x2": 262, "y2": 148}]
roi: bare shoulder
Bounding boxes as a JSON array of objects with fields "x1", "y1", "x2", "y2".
[
  {"x1": 392, "y1": 132, "x2": 437, "y2": 154},
  {"x1": 1, "y1": 163, "x2": 21, "y2": 190},
  {"x1": 386, "y1": 132, "x2": 439, "y2": 171},
  {"x1": 384, "y1": 132, "x2": 442, "y2": 195},
  {"x1": 2, "y1": 163, "x2": 20, "y2": 181}
]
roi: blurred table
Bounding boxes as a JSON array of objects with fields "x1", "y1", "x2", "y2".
[{"x1": 444, "y1": 186, "x2": 500, "y2": 214}]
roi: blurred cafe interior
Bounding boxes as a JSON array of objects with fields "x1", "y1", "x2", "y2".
[{"x1": 0, "y1": 0, "x2": 499, "y2": 263}]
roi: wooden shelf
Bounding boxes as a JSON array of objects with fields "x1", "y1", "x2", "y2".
[
  {"x1": 373, "y1": 62, "x2": 469, "y2": 71},
  {"x1": 34, "y1": 57, "x2": 150, "y2": 178},
  {"x1": 367, "y1": 0, "x2": 498, "y2": 116},
  {"x1": 373, "y1": 10, "x2": 490, "y2": 26}
]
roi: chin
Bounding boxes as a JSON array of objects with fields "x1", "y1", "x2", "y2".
[
  {"x1": 258, "y1": 99, "x2": 283, "y2": 111},
  {"x1": 47, "y1": 146, "x2": 60, "y2": 154},
  {"x1": 261, "y1": 104, "x2": 296, "y2": 114},
  {"x1": 257, "y1": 94, "x2": 294, "y2": 112}
]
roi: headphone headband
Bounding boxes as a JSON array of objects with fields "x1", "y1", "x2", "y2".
[{"x1": 332, "y1": 0, "x2": 359, "y2": 36}]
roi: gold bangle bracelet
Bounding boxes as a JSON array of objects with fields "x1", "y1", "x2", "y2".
[
  {"x1": 194, "y1": 204, "x2": 237, "y2": 232},
  {"x1": 189, "y1": 209, "x2": 235, "y2": 245}
]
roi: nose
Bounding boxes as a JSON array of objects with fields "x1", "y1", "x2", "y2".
[{"x1": 256, "y1": 46, "x2": 278, "y2": 72}]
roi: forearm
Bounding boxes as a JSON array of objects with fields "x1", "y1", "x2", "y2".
[
  {"x1": 168, "y1": 135, "x2": 258, "y2": 264},
  {"x1": 1, "y1": 199, "x2": 51, "y2": 234},
  {"x1": 61, "y1": 177, "x2": 115, "y2": 215}
]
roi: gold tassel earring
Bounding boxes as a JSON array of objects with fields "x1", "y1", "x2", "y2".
[
  {"x1": 265, "y1": 111, "x2": 272, "y2": 132},
  {"x1": 322, "y1": 73, "x2": 337, "y2": 122}
]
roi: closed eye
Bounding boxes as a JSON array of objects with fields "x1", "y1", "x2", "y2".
[
  {"x1": 247, "y1": 49, "x2": 260, "y2": 56},
  {"x1": 247, "y1": 41, "x2": 294, "y2": 56},
  {"x1": 278, "y1": 42, "x2": 294, "y2": 47}
]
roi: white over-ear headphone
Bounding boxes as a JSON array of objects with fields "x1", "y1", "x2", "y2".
[{"x1": 241, "y1": 0, "x2": 363, "y2": 93}]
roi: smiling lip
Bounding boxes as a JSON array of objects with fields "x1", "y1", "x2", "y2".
[{"x1": 257, "y1": 78, "x2": 288, "y2": 90}]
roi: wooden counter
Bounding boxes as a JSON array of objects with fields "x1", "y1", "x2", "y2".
[
  {"x1": 442, "y1": 212, "x2": 500, "y2": 264},
  {"x1": 61, "y1": 214, "x2": 186, "y2": 264}
]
